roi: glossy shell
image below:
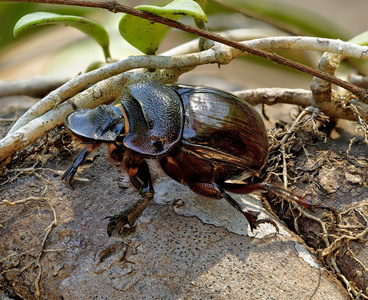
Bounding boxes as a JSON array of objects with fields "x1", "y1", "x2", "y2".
[
  {"x1": 64, "y1": 104, "x2": 125, "y2": 142},
  {"x1": 64, "y1": 81, "x2": 269, "y2": 180},
  {"x1": 173, "y1": 85, "x2": 269, "y2": 179},
  {"x1": 118, "y1": 81, "x2": 184, "y2": 157}
]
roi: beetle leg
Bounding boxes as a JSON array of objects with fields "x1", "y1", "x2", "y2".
[
  {"x1": 106, "y1": 159, "x2": 154, "y2": 236},
  {"x1": 222, "y1": 182, "x2": 337, "y2": 221},
  {"x1": 259, "y1": 183, "x2": 338, "y2": 220},
  {"x1": 62, "y1": 143, "x2": 99, "y2": 184},
  {"x1": 186, "y1": 181, "x2": 279, "y2": 232}
]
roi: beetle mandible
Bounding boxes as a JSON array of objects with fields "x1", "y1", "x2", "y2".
[{"x1": 62, "y1": 80, "x2": 334, "y2": 235}]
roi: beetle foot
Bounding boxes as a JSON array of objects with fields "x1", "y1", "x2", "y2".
[
  {"x1": 62, "y1": 144, "x2": 94, "y2": 185},
  {"x1": 286, "y1": 192, "x2": 338, "y2": 221},
  {"x1": 106, "y1": 195, "x2": 153, "y2": 236},
  {"x1": 61, "y1": 166, "x2": 78, "y2": 185},
  {"x1": 255, "y1": 217, "x2": 279, "y2": 233},
  {"x1": 106, "y1": 215, "x2": 136, "y2": 236},
  {"x1": 105, "y1": 208, "x2": 135, "y2": 236},
  {"x1": 243, "y1": 210, "x2": 279, "y2": 233},
  {"x1": 303, "y1": 203, "x2": 339, "y2": 223}
]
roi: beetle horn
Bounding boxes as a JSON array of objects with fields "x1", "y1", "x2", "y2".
[
  {"x1": 65, "y1": 105, "x2": 125, "y2": 142},
  {"x1": 119, "y1": 81, "x2": 184, "y2": 157}
]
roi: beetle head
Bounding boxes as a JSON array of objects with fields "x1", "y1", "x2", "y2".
[
  {"x1": 65, "y1": 81, "x2": 184, "y2": 157},
  {"x1": 64, "y1": 104, "x2": 125, "y2": 142}
]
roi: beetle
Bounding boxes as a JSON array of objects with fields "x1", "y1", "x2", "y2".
[{"x1": 62, "y1": 80, "x2": 334, "y2": 235}]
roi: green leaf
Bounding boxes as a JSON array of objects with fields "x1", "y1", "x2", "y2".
[
  {"x1": 13, "y1": 12, "x2": 111, "y2": 60},
  {"x1": 119, "y1": 0, "x2": 207, "y2": 55},
  {"x1": 349, "y1": 31, "x2": 368, "y2": 46}
]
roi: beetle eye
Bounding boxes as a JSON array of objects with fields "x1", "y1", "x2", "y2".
[{"x1": 152, "y1": 140, "x2": 164, "y2": 152}]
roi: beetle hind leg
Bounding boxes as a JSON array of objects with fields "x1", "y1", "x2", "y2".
[
  {"x1": 222, "y1": 182, "x2": 337, "y2": 222},
  {"x1": 186, "y1": 181, "x2": 279, "y2": 232}
]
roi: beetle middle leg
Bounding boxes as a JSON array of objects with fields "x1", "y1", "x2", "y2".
[
  {"x1": 186, "y1": 181, "x2": 279, "y2": 232},
  {"x1": 106, "y1": 154, "x2": 154, "y2": 236}
]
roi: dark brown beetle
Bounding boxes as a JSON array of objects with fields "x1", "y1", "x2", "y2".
[{"x1": 62, "y1": 80, "x2": 333, "y2": 235}]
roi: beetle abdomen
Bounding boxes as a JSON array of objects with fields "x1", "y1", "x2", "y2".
[{"x1": 173, "y1": 85, "x2": 269, "y2": 177}]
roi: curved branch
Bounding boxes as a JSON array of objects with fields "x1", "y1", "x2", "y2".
[
  {"x1": 0, "y1": 76, "x2": 122, "y2": 162},
  {"x1": 234, "y1": 88, "x2": 363, "y2": 121},
  {"x1": 0, "y1": 76, "x2": 69, "y2": 98},
  {"x1": 233, "y1": 88, "x2": 313, "y2": 107},
  {"x1": 8, "y1": 36, "x2": 368, "y2": 135},
  {"x1": 238, "y1": 37, "x2": 367, "y2": 59}
]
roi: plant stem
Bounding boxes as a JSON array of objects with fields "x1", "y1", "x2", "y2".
[{"x1": 2, "y1": 0, "x2": 368, "y2": 101}]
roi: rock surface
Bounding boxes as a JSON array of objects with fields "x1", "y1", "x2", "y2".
[{"x1": 0, "y1": 142, "x2": 349, "y2": 299}]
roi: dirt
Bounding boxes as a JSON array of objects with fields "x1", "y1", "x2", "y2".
[{"x1": 265, "y1": 122, "x2": 368, "y2": 293}]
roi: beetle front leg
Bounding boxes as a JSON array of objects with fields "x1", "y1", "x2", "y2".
[
  {"x1": 186, "y1": 181, "x2": 279, "y2": 232},
  {"x1": 106, "y1": 158, "x2": 154, "y2": 236},
  {"x1": 62, "y1": 143, "x2": 99, "y2": 184}
]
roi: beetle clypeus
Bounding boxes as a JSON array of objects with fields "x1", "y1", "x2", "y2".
[{"x1": 62, "y1": 80, "x2": 334, "y2": 235}]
